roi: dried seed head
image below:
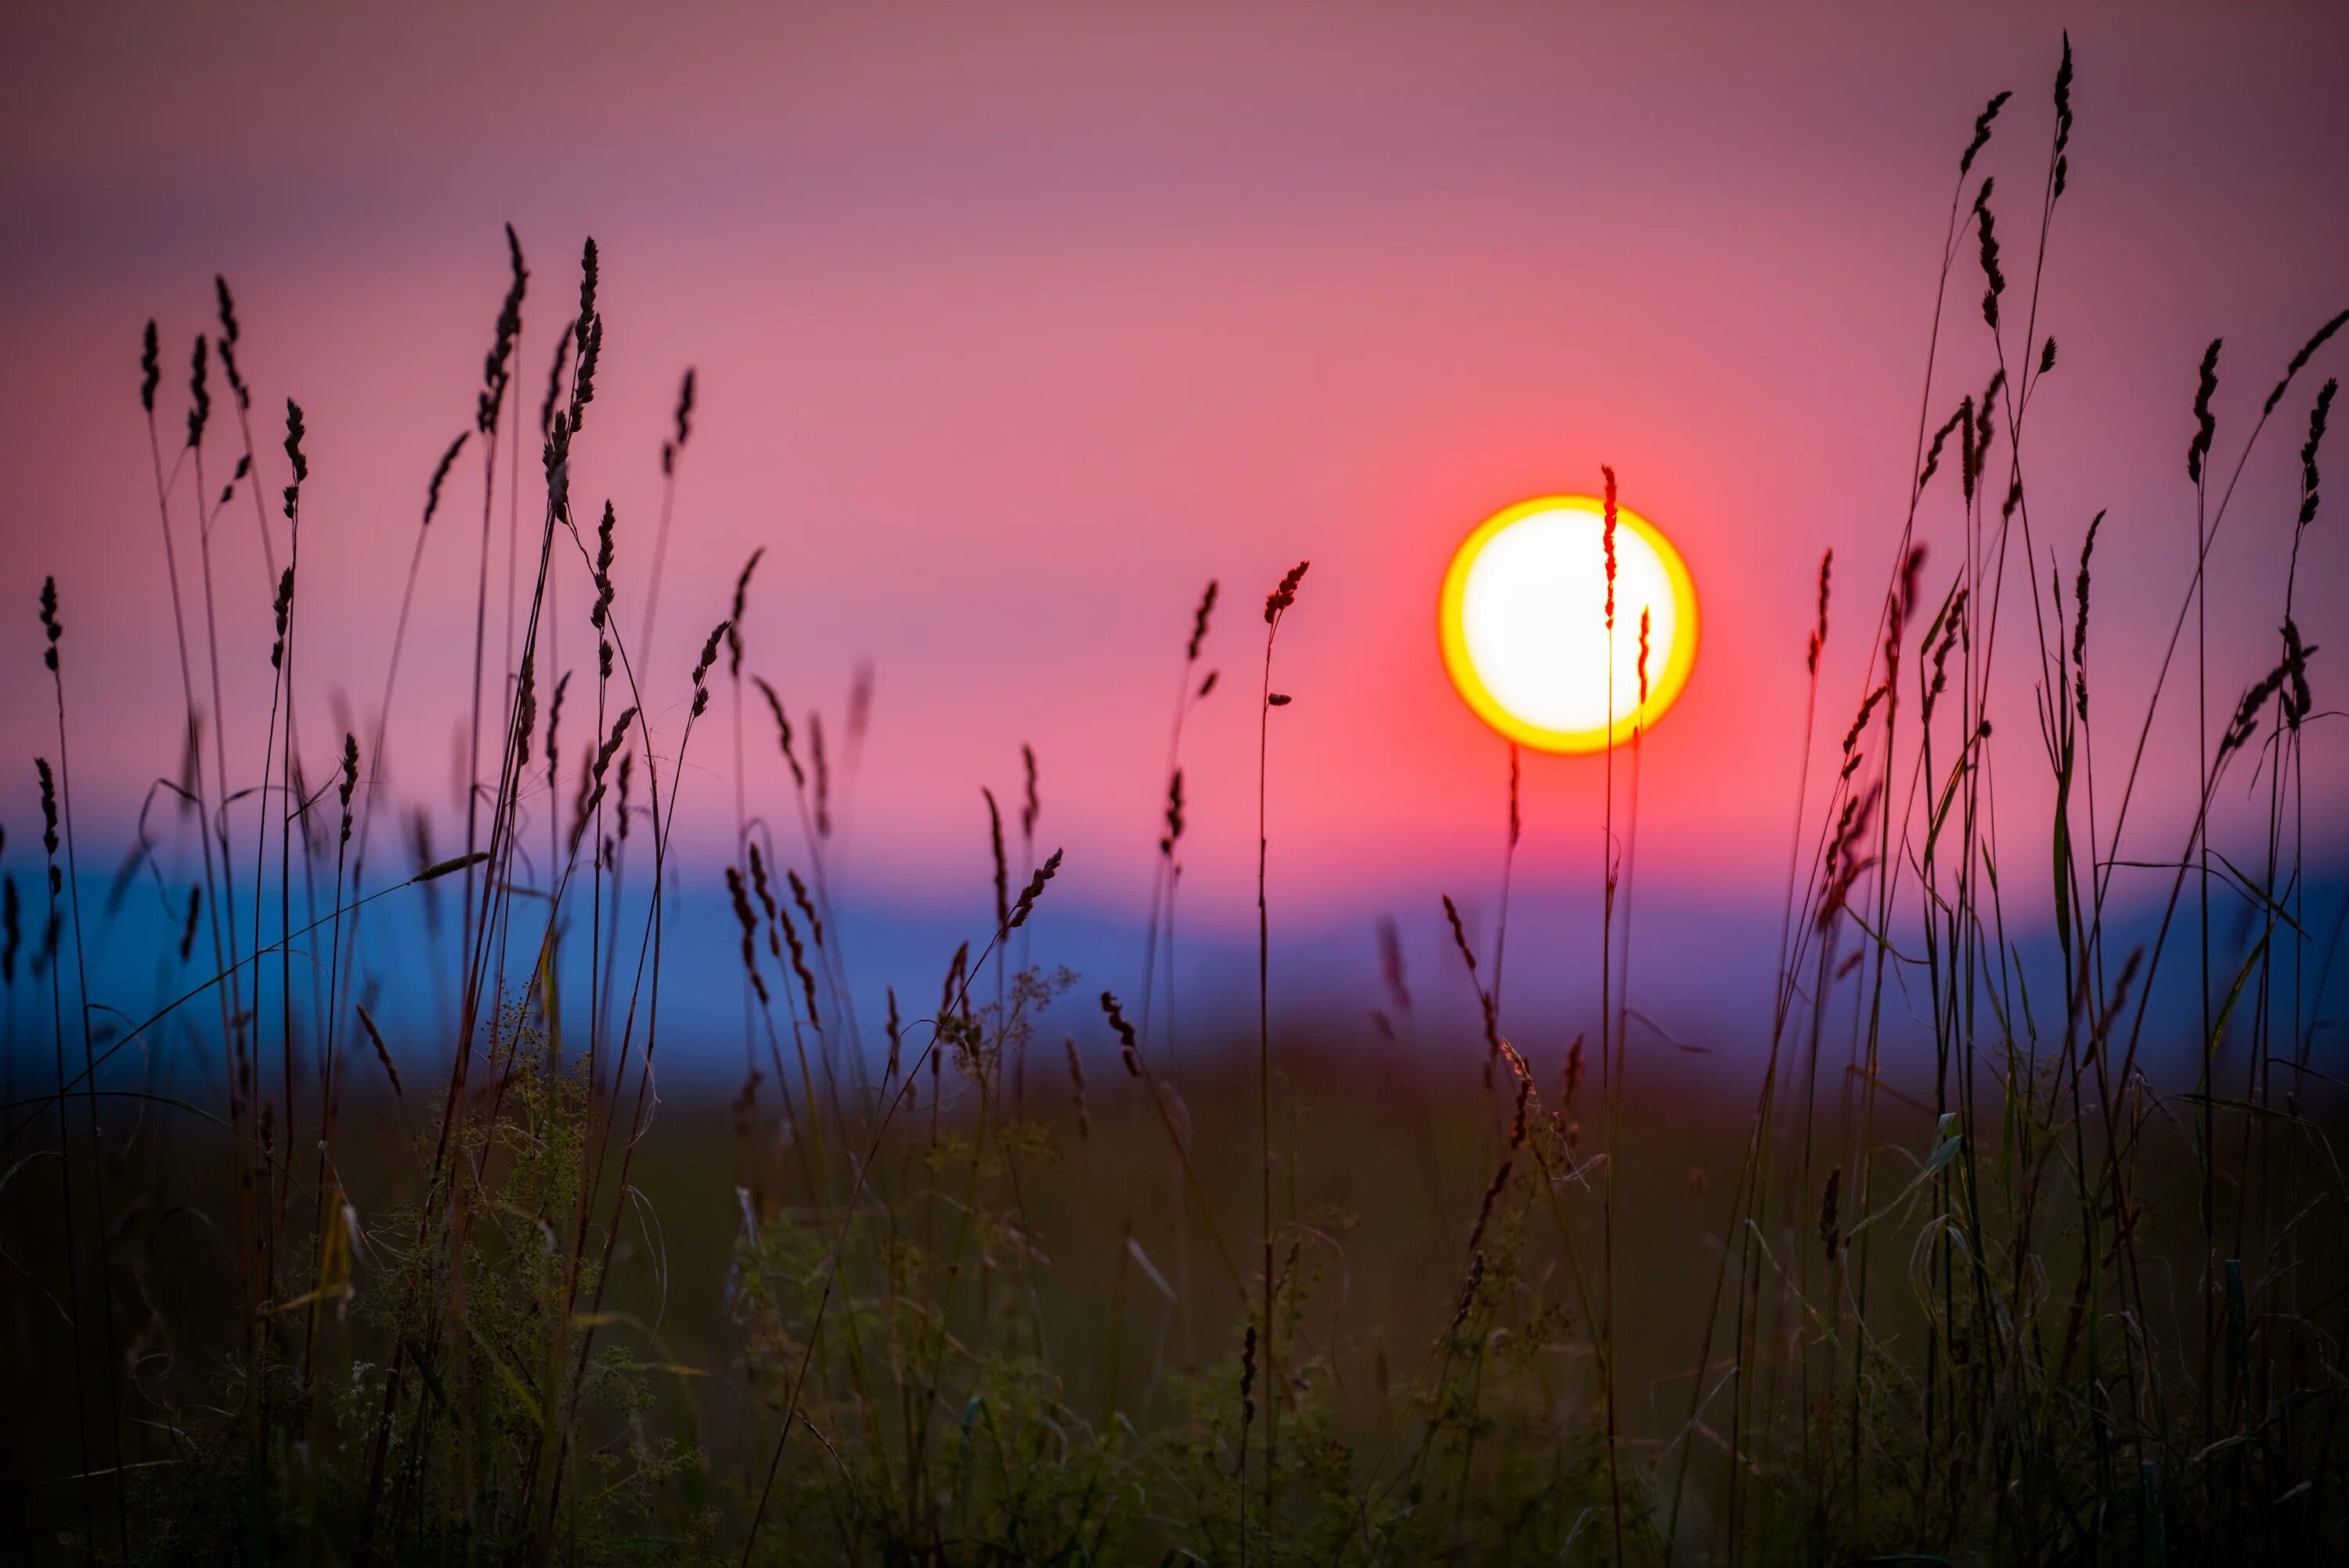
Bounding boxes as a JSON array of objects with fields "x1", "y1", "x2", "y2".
[
  {"x1": 753, "y1": 676, "x2": 806, "y2": 788},
  {"x1": 848, "y1": 661, "x2": 875, "y2": 748},
  {"x1": 478, "y1": 222, "x2": 529, "y2": 435},
  {"x1": 985, "y1": 788, "x2": 1010, "y2": 933},
  {"x1": 2051, "y1": 34, "x2": 2074, "y2": 200},
  {"x1": 357, "y1": 1004, "x2": 402, "y2": 1098},
  {"x1": 1188, "y1": 579, "x2": 1219, "y2": 661},
  {"x1": 747, "y1": 843, "x2": 785, "y2": 961},
  {"x1": 1636, "y1": 606, "x2": 1652, "y2": 706},
  {"x1": 1974, "y1": 370, "x2": 2004, "y2": 481},
  {"x1": 423, "y1": 431, "x2": 469, "y2": 527},
  {"x1": 546, "y1": 670, "x2": 571, "y2": 779},
  {"x1": 1021, "y1": 744, "x2": 1040, "y2": 842},
  {"x1": 2072, "y1": 510, "x2": 2104, "y2": 720},
  {"x1": 787, "y1": 867, "x2": 822, "y2": 946},
  {"x1": 1600, "y1": 465, "x2": 1619, "y2": 629},
  {"x1": 2188, "y1": 338, "x2": 2222, "y2": 485},
  {"x1": 2281, "y1": 618, "x2": 2317, "y2": 732},
  {"x1": 691, "y1": 618, "x2": 730, "y2": 717},
  {"x1": 36, "y1": 757, "x2": 61, "y2": 864},
  {"x1": 1008, "y1": 849, "x2": 1063, "y2": 930},
  {"x1": 267, "y1": 565, "x2": 297, "y2": 668},
  {"x1": 1959, "y1": 88, "x2": 2012, "y2": 175},
  {"x1": 1820, "y1": 1166, "x2": 1842, "y2": 1262},
  {"x1": 568, "y1": 240, "x2": 602, "y2": 432},
  {"x1": 1264, "y1": 560, "x2": 1310, "y2": 625},
  {"x1": 539, "y1": 320, "x2": 576, "y2": 441},
  {"x1": 939, "y1": 942, "x2": 970, "y2": 1023},
  {"x1": 1806, "y1": 548, "x2": 1833, "y2": 674},
  {"x1": 662, "y1": 366, "x2": 696, "y2": 476},
  {"x1": 2264, "y1": 308, "x2": 2349, "y2": 419},
  {"x1": 2300, "y1": 379, "x2": 2336, "y2": 530},
  {"x1": 1491, "y1": 750, "x2": 1513, "y2": 860},
  {"x1": 1972, "y1": 178, "x2": 2005, "y2": 330},
  {"x1": 281, "y1": 398, "x2": 308, "y2": 521},
  {"x1": 339, "y1": 733, "x2": 360, "y2": 847},
  {"x1": 726, "y1": 865, "x2": 770, "y2": 1004},
  {"x1": 38, "y1": 577, "x2": 62, "y2": 672},
  {"x1": 1919, "y1": 402, "x2": 1967, "y2": 497},
  {"x1": 139, "y1": 321, "x2": 161, "y2": 415},
  {"x1": 590, "y1": 500, "x2": 618, "y2": 629},
  {"x1": 1441, "y1": 894, "x2": 1476, "y2": 976},
  {"x1": 776, "y1": 899, "x2": 820, "y2": 1022},
  {"x1": 1160, "y1": 768, "x2": 1185, "y2": 856},
  {"x1": 186, "y1": 334, "x2": 211, "y2": 450},
  {"x1": 179, "y1": 883, "x2": 201, "y2": 963},
  {"x1": 1925, "y1": 586, "x2": 1968, "y2": 719},
  {"x1": 413, "y1": 850, "x2": 491, "y2": 883},
  {"x1": 1101, "y1": 989, "x2": 1139, "y2": 1075},
  {"x1": 727, "y1": 549, "x2": 763, "y2": 676},
  {"x1": 810, "y1": 714, "x2": 831, "y2": 837},
  {"x1": 1839, "y1": 683, "x2": 1889, "y2": 777}
]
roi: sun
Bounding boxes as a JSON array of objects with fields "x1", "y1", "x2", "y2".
[{"x1": 1439, "y1": 494, "x2": 1698, "y2": 753}]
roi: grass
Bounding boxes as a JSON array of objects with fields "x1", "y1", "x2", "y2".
[{"x1": 3, "y1": 35, "x2": 2347, "y2": 1564}]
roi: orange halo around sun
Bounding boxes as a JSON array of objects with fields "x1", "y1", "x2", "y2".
[{"x1": 1439, "y1": 494, "x2": 1699, "y2": 754}]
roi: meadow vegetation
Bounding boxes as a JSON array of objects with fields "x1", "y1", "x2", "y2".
[{"x1": 2, "y1": 38, "x2": 2346, "y2": 1564}]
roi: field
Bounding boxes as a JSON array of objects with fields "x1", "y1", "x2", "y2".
[{"x1": 4, "y1": 33, "x2": 2347, "y2": 1566}]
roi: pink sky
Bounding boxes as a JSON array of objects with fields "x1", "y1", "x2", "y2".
[{"x1": 3, "y1": 1, "x2": 2344, "y2": 958}]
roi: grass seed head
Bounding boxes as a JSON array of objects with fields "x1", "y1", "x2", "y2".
[
  {"x1": 424, "y1": 431, "x2": 469, "y2": 527},
  {"x1": 753, "y1": 677, "x2": 804, "y2": 788},
  {"x1": 727, "y1": 549, "x2": 763, "y2": 675},
  {"x1": 186, "y1": 333, "x2": 211, "y2": 450},
  {"x1": 662, "y1": 366, "x2": 696, "y2": 475},
  {"x1": 539, "y1": 320, "x2": 576, "y2": 441},
  {"x1": 2188, "y1": 338, "x2": 2222, "y2": 484},
  {"x1": 1959, "y1": 88, "x2": 2012, "y2": 175},
  {"x1": 1601, "y1": 464, "x2": 1619, "y2": 629},
  {"x1": 1021, "y1": 744, "x2": 1039, "y2": 841},
  {"x1": 1972, "y1": 178, "x2": 2005, "y2": 330},
  {"x1": 2051, "y1": 34, "x2": 2074, "y2": 198},
  {"x1": 282, "y1": 398, "x2": 307, "y2": 520},
  {"x1": 1807, "y1": 548, "x2": 1833, "y2": 672},
  {"x1": 339, "y1": 733, "x2": 360, "y2": 846},
  {"x1": 38, "y1": 576, "x2": 61, "y2": 672},
  {"x1": 1188, "y1": 579, "x2": 1219, "y2": 661},
  {"x1": 1008, "y1": 849, "x2": 1062, "y2": 931},
  {"x1": 2300, "y1": 378, "x2": 2336, "y2": 528},
  {"x1": 478, "y1": 222, "x2": 528, "y2": 435},
  {"x1": 2264, "y1": 308, "x2": 2348, "y2": 418},
  {"x1": 139, "y1": 320, "x2": 161, "y2": 414},
  {"x1": 1264, "y1": 560, "x2": 1309, "y2": 625},
  {"x1": 1160, "y1": 767, "x2": 1185, "y2": 856}
]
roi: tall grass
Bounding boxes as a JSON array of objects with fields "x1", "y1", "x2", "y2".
[{"x1": 1, "y1": 36, "x2": 2346, "y2": 1566}]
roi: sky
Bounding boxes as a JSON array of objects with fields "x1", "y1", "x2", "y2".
[{"x1": 2, "y1": 2, "x2": 2344, "y2": 1072}]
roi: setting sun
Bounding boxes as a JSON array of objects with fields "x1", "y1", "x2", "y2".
[{"x1": 1439, "y1": 494, "x2": 1698, "y2": 752}]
